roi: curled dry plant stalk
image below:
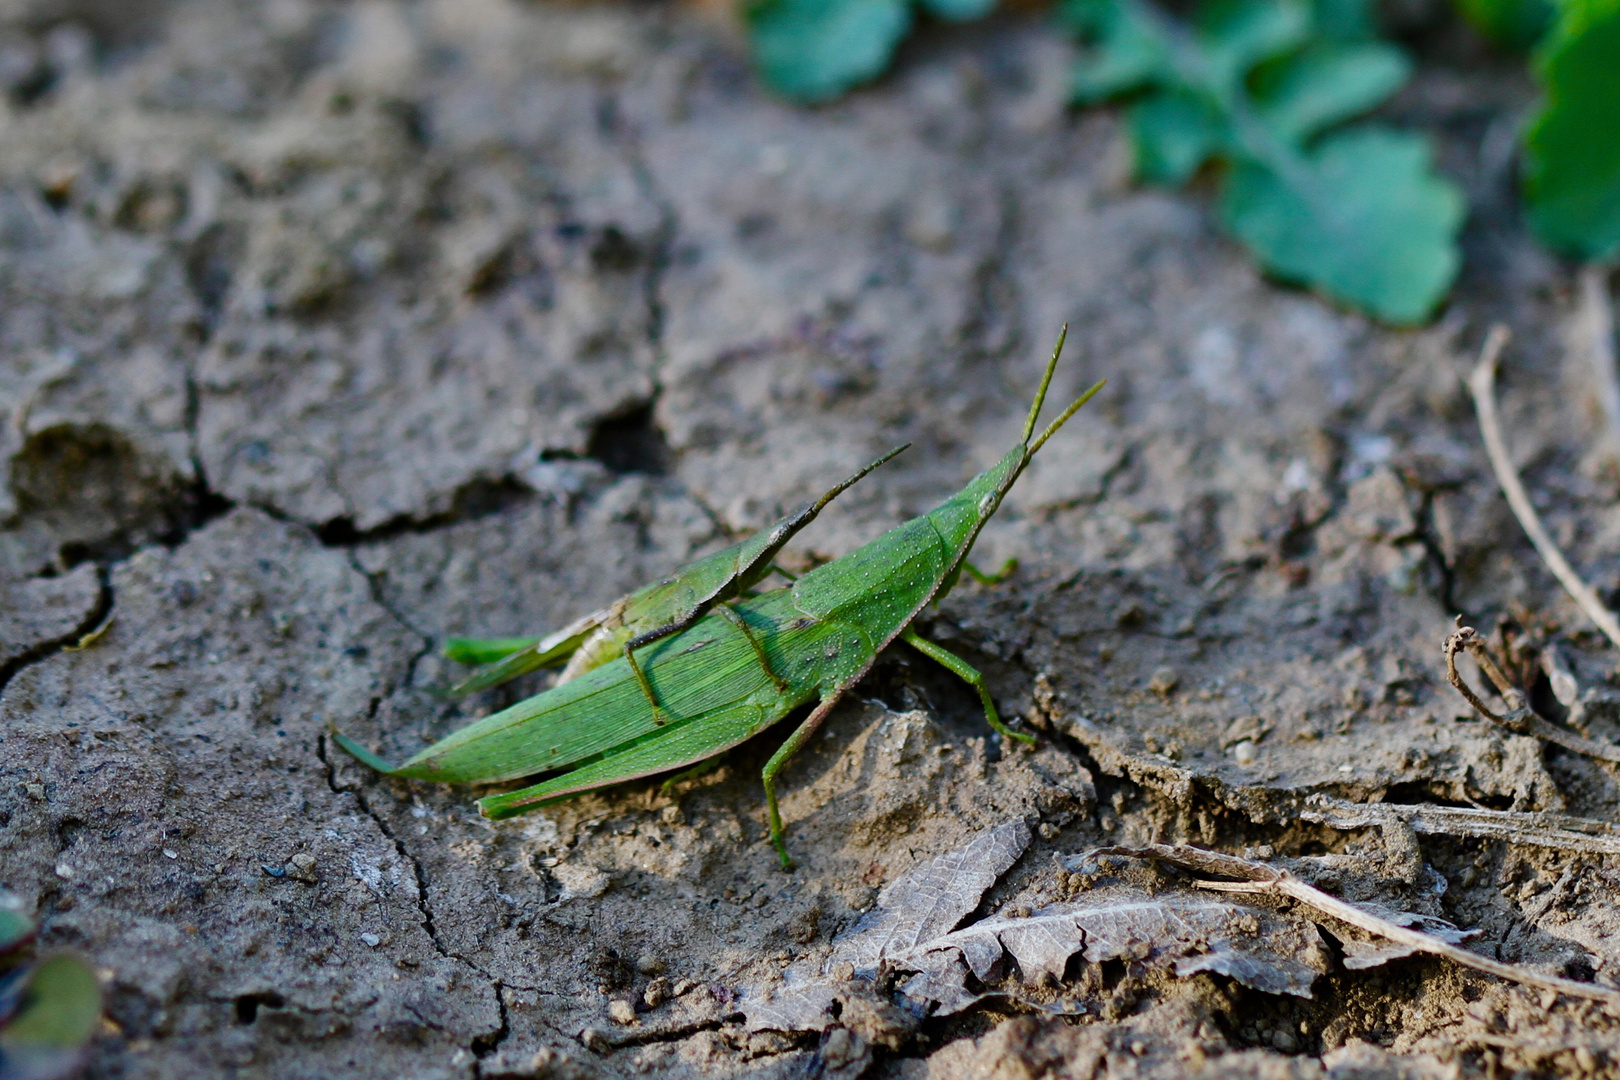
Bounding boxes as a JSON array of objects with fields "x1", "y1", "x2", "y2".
[
  {"x1": 1443, "y1": 622, "x2": 1620, "y2": 762},
  {"x1": 1448, "y1": 324, "x2": 1620, "y2": 761},
  {"x1": 1096, "y1": 845, "x2": 1620, "y2": 1007}
]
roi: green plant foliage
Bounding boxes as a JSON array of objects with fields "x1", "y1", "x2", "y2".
[
  {"x1": 1221, "y1": 130, "x2": 1463, "y2": 323},
  {"x1": 744, "y1": 0, "x2": 913, "y2": 104},
  {"x1": 744, "y1": 0, "x2": 994, "y2": 104},
  {"x1": 0, "y1": 898, "x2": 102, "y2": 1080},
  {"x1": 1064, "y1": 0, "x2": 1463, "y2": 323},
  {"x1": 1454, "y1": 0, "x2": 1556, "y2": 48},
  {"x1": 0, "y1": 955, "x2": 102, "y2": 1052},
  {"x1": 1250, "y1": 42, "x2": 1410, "y2": 143},
  {"x1": 921, "y1": 0, "x2": 997, "y2": 20},
  {"x1": 1524, "y1": 0, "x2": 1620, "y2": 261}
]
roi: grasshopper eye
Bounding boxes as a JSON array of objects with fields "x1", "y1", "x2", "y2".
[{"x1": 977, "y1": 493, "x2": 998, "y2": 517}]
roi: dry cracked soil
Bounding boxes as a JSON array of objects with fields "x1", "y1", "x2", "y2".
[{"x1": 4, "y1": 0, "x2": 1620, "y2": 1077}]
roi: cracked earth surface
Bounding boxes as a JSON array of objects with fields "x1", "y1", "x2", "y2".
[{"x1": 6, "y1": 0, "x2": 1620, "y2": 1077}]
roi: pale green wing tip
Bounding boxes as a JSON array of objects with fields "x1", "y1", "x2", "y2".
[
  {"x1": 443, "y1": 636, "x2": 539, "y2": 666},
  {"x1": 331, "y1": 730, "x2": 400, "y2": 774}
]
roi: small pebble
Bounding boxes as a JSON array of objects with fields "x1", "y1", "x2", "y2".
[
  {"x1": 579, "y1": 1027, "x2": 611, "y2": 1052},
  {"x1": 635, "y1": 953, "x2": 665, "y2": 975},
  {"x1": 1148, "y1": 667, "x2": 1179, "y2": 696},
  {"x1": 608, "y1": 999, "x2": 637, "y2": 1025},
  {"x1": 1232, "y1": 740, "x2": 1258, "y2": 766},
  {"x1": 643, "y1": 978, "x2": 671, "y2": 1008},
  {"x1": 163, "y1": 849, "x2": 178, "y2": 860},
  {"x1": 672, "y1": 979, "x2": 696, "y2": 996},
  {"x1": 24, "y1": 783, "x2": 44, "y2": 801},
  {"x1": 360, "y1": 933, "x2": 380, "y2": 947}
]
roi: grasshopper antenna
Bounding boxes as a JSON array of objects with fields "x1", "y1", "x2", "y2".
[
  {"x1": 1022, "y1": 324, "x2": 1069, "y2": 444},
  {"x1": 810, "y1": 443, "x2": 910, "y2": 514},
  {"x1": 1030, "y1": 379, "x2": 1106, "y2": 455}
]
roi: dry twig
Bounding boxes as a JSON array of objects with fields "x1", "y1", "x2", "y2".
[
  {"x1": 1466, "y1": 325, "x2": 1620, "y2": 654},
  {"x1": 1096, "y1": 844, "x2": 1620, "y2": 1006},
  {"x1": 1579, "y1": 264, "x2": 1620, "y2": 462},
  {"x1": 1301, "y1": 794, "x2": 1620, "y2": 856},
  {"x1": 1443, "y1": 622, "x2": 1620, "y2": 761}
]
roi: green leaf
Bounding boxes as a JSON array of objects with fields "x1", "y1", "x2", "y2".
[
  {"x1": 1196, "y1": 0, "x2": 1311, "y2": 93},
  {"x1": 0, "y1": 955, "x2": 102, "y2": 1057},
  {"x1": 1130, "y1": 90, "x2": 1226, "y2": 182},
  {"x1": 1310, "y1": 0, "x2": 1379, "y2": 40},
  {"x1": 1524, "y1": 0, "x2": 1620, "y2": 260},
  {"x1": 1069, "y1": 0, "x2": 1175, "y2": 102},
  {"x1": 1251, "y1": 42, "x2": 1410, "y2": 144},
  {"x1": 744, "y1": 0, "x2": 913, "y2": 104},
  {"x1": 1454, "y1": 0, "x2": 1556, "y2": 47},
  {"x1": 0, "y1": 906, "x2": 31, "y2": 957},
  {"x1": 1219, "y1": 127, "x2": 1464, "y2": 323},
  {"x1": 920, "y1": 0, "x2": 997, "y2": 21}
]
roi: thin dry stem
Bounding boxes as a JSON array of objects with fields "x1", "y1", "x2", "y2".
[
  {"x1": 1300, "y1": 795, "x2": 1620, "y2": 857},
  {"x1": 1579, "y1": 264, "x2": 1620, "y2": 462},
  {"x1": 1467, "y1": 325, "x2": 1620, "y2": 655},
  {"x1": 1096, "y1": 844, "x2": 1620, "y2": 1006}
]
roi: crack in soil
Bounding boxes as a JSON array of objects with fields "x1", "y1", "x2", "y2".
[
  {"x1": 317, "y1": 733, "x2": 526, "y2": 1063},
  {"x1": 0, "y1": 563, "x2": 115, "y2": 698},
  {"x1": 317, "y1": 732, "x2": 485, "y2": 978}
]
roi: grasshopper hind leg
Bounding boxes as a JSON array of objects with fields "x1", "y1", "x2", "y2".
[{"x1": 761, "y1": 691, "x2": 846, "y2": 870}]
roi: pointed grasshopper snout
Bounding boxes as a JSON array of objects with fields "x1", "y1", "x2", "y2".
[{"x1": 335, "y1": 326, "x2": 1105, "y2": 869}]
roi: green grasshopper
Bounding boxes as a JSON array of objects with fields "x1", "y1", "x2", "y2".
[
  {"x1": 439, "y1": 445, "x2": 909, "y2": 713},
  {"x1": 335, "y1": 328, "x2": 1103, "y2": 868}
]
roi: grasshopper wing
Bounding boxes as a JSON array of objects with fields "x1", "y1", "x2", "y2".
[
  {"x1": 446, "y1": 445, "x2": 905, "y2": 695},
  {"x1": 446, "y1": 607, "x2": 608, "y2": 695},
  {"x1": 340, "y1": 590, "x2": 815, "y2": 786}
]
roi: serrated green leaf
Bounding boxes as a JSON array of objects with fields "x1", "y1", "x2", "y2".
[
  {"x1": 1130, "y1": 90, "x2": 1227, "y2": 182},
  {"x1": 1251, "y1": 42, "x2": 1409, "y2": 144},
  {"x1": 1454, "y1": 0, "x2": 1556, "y2": 47},
  {"x1": 744, "y1": 0, "x2": 913, "y2": 104},
  {"x1": 920, "y1": 0, "x2": 996, "y2": 21},
  {"x1": 1524, "y1": 0, "x2": 1620, "y2": 260},
  {"x1": 1219, "y1": 127, "x2": 1464, "y2": 323},
  {"x1": 1197, "y1": 0, "x2": 1311, "y2": 93}
]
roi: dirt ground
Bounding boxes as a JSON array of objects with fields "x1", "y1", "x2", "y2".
[{"x1": 4, "y1": 0, "x2": 1620, "y2": 1076}]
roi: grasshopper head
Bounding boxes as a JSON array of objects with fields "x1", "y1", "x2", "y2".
[{"x1": 961, "y1": 325, "x2": 1107, "y2": 526}]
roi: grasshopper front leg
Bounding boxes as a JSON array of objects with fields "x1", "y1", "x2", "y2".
[
  {"x1": 901, "y1": 629, "x2": 1034, "y2": 745},
  {"x1": 624, "y1": 602, "x2": 790, "y2": 725}
]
